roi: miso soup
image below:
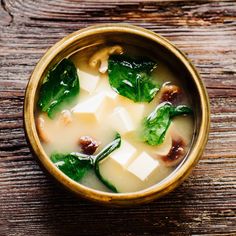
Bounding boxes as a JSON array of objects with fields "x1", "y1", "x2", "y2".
[{"x1": 35, "y1": 44, "x2": 194, "y2": 193}]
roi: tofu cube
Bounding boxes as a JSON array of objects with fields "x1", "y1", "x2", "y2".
[
  {"x1": 109, "y1": 139, "x2": 137, "y2": 167},
  {"x1": 128, "y1": 152, "x2": 160, "y2": 181},
  {"x1": 95, "y1": 76, "x2": 118, "y2": 101},
  {"x1": 77, "y1": 69, "x2": 100, "y2": 94},
  {"x1": 71, "y1": 93, "x2": 107, "y2": 122},
  {"x1": 130, "y1": 103, "x2": 146, "y2": 121},
  {"x1": 109, "y1": 106, "x2": 135, "y2": 135},
  {"x1": 106, "y1": 88, "x2": 119, "y2": 100},
  {"x1": 118, "y1": 96, "x2": 146, "y2": 126}
]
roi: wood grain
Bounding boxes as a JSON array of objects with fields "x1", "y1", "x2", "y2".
[{"x1": 0, "y1": 0, "x2": 236, "y2": 235}]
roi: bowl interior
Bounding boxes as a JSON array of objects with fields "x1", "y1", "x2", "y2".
[{"x1": 25, "y1": 25, "x2": 209, "y2": 205}]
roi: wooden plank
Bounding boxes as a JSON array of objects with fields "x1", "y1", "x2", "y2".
[{"x1": 0, "y1": 0, "x2": 236, "y2": 235}]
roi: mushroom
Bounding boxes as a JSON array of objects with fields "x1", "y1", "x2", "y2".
[
  {"x1": 160, "y1": 84, "x2": 182, "y2": 104},
  {"x1": 59, "y1": 109, "x2": 72, "y2": 126},
  {"x1": 88, "y1": 45, "x2": 123, "y2": 74},
  {"x1": 36, "y1": 116, "x2": 50, "y2": 143},
  {"x1": 79, "y1": 136, "x2": 100, "y2": 155},
  {"x1": 161, "y1": 137, "x2": 186, "y2": 167}
]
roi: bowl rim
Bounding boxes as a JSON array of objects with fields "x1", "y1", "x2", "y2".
[{"x1": 24, "y1": 23, "x2": 210, "y2": 205}]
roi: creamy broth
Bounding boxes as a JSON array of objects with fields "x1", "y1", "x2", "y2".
[{"x1": 36, "y1": 44, "x2": 194, "y2": 193}]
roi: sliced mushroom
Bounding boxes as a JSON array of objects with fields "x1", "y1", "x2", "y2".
[
  {"x1": 79, "y1": 136, "x2": 100, "y2": 155},
  {"x1": 36, "y1": 116, "x2": 50, "y2": 143},
  {"x1": 160, "y1": 84, "x2": 182, "y2": 104},
  {"x1": 89, "y1": 45, "x2": 123, "y2": 74},
  {"x1": 161, "y1": 137, "x2": 186, "y2": 167}
]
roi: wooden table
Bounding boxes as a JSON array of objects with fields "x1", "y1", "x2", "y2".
[{"x1": 1, "y1": 0, "x2": 235, "y2": 235}]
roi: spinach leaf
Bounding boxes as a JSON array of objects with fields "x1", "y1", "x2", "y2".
[
  {"x1": 50, "y1": 133, "x2": 121, "y2": 192},
  {"x1": 108, "y1": 55, "x2": 159, "y2": 103},
  {"x1": 142, "y1": 103, "x2": 192, "y2": 146},
  {"x1": 51, "y1": 152, "x2": 93, "y2": 181},
  {"x1": 94, "y1": 133, "x2": 121, "y2": 193},
  {"x1": 38, "y1": 58, "x2": 79, "y2": 118},
  {"x1": 169, "y1": 105, "x2": 193, "y2": 117}
]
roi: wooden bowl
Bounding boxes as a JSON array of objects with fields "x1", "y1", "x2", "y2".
[{"x1": 24, "y1": 24, "x2": 210, "y2": 206}]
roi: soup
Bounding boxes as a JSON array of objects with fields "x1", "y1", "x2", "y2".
[{"x1": 35, "y1": 44, "x2": 194, "y2": 193}]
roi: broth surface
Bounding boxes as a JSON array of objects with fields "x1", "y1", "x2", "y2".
[{"x1": 36, "y1": 44, "x2": 194, "y2": 193}]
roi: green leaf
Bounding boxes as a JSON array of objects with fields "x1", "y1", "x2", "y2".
[
  {"x1": 94, "y1": 133, "x2": 121, "y2": 193},
  {"x1": 170, "y1": 105, "x2": 193, "y2": 117},
  {"x1": 50, "y1": 133, "x2": 121, "y2": 192},
  {"x1": 142, "y1": 103, "x2": 192, "y2": 146},
  {"x1": 108, "y1": 55, "x2": 159, "y2": 103},
  {"x1": 51, "y1": 153, "x2": 93, "y2": 181},
  {"x1": 38, "y1": 58, "x2": 79, "y2": 118}
]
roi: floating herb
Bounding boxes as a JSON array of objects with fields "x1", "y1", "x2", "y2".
[
  {"x1": 142, "y1": 103, "x2": 192, "y2": 146},
  {"x1": 51, "y1": 152, "x2": 93, "y2": 181},
  {"x1": 94, "y1": 133, "x2": 121, "y2": 192},
  {"x1": 108, "y1": 55, "x2": 159, "y2": 103},
  {"x1": 38, "y1": 58, "x2": 79, "y2": 118},
  {"x1": 51, "y1": 133, "x2": 121, "y2": 192}
]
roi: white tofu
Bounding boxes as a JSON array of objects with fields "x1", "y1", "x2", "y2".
[
  {"x1": 71, "y1": 93, "x2": 107, "y2": 122},
  {"x1": 109, "y1": 139, "x2": 137, "y2": 167},
  {"x1": 128, "y1": 152, "x2": 160, "y2": 181},
  {"x1": 77, "y1": 69, "x2": 100, "y2": 94},
  {"x1": 99, "y1": 157, "x2": 144, "y2": 193},
  {"x1": 109, "y1": 106, "x2": 135, "y2": 135},
  {"x1": 118, "y1": 97, "x2": 146, "y2": 126},
  {"x1": 106, "y1": 88, "x2": 118, "y2": 100},
  {"x1": 130, "y1": 103, "x2": 146, "y2": 121},
  {"x1": 95, "y1": 76, "x2": 118, "y2": 101}
]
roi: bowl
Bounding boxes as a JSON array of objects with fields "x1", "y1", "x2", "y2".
[{"x1": 24, "y1": 24, "x2": 210, "y2": 206}]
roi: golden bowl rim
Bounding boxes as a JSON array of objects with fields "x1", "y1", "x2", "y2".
[{"x1": 24, "y1": 23, "x2": 210, "y2": 206}]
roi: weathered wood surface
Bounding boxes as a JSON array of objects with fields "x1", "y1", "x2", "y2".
[{"x1": 0, "y1": 0, "x2": 236, "y2": 235}]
